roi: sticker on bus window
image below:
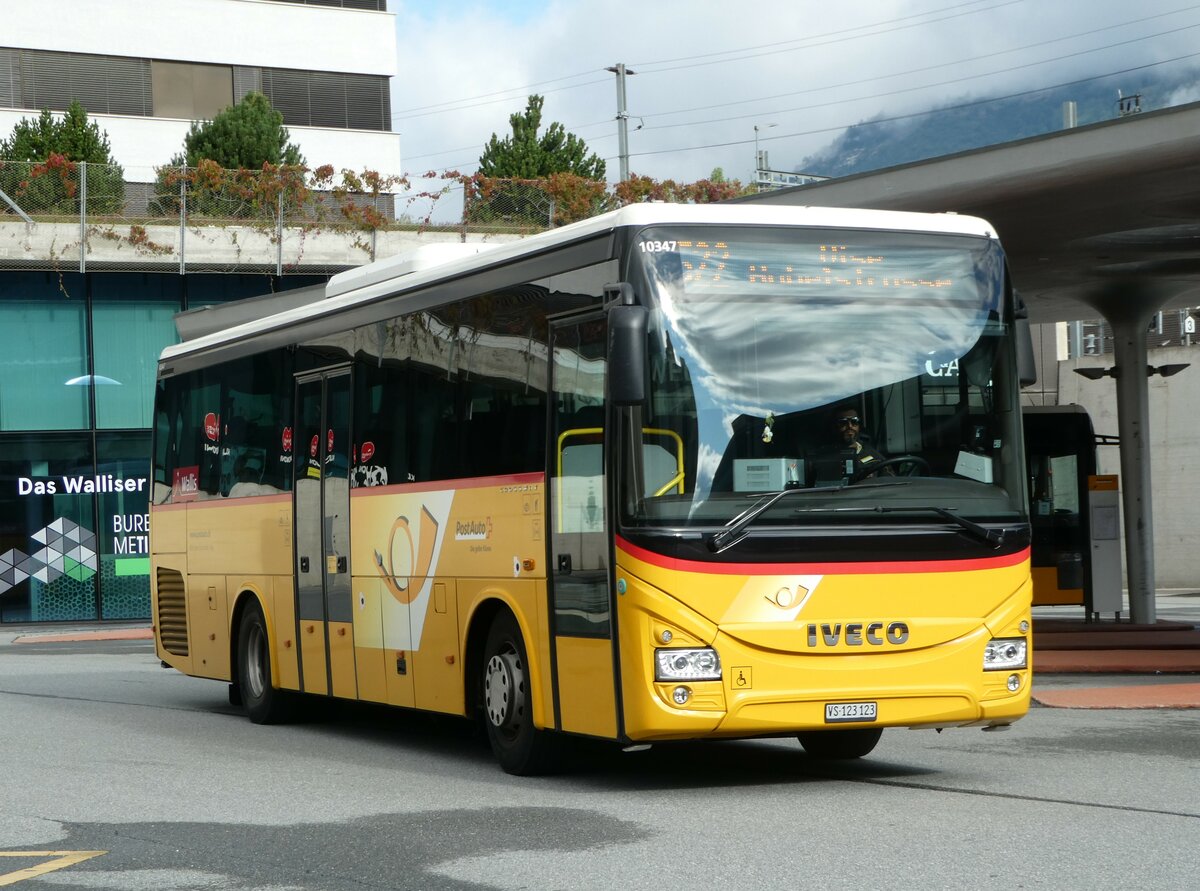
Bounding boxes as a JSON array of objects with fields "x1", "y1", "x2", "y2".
[{"x1": 172, "y1": 465, "x2": 200, "y2": 502}]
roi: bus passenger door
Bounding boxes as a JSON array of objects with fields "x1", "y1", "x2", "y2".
[
  {"x1": 293, "y1": 369, "x2": 357, "y2": 700},
  {"x1": 548, "y1": 314, "x2": 618, "y2": 739}
]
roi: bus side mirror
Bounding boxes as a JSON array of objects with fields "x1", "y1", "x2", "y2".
[
  {"x1": 1011, "y1": 284, "x2": 1038, "y2": 388},
  {"x1": 1016, "y1": 317, "x2": 1038, "y2": 388},
  {"x1": 607, "y1": 288, "x2": 647, "y2": 406}
]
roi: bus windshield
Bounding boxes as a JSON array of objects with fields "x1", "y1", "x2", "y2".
[{"x1": 620, "y1": 225, "x2": 1024, "y2": 530}]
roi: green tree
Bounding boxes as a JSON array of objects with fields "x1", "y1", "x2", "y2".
[
  {"x1": 0, "y1": 101, "x2": 125, "y2": 215},
  {"x1": 469, "y1": 95, "x2": 605, "y2": 228},
  {"x1": 477, "y1": 95, "x2": 604, "y2": 179},
  {"x1": 153, "y1": 92, "x2": 305, "y2": 218},
  {"x1": 173, "y1": 92, "x2": 304, "y2": 169}
]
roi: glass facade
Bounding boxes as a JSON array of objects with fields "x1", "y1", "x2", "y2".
[
  {"x1": 0, "y1": 273, "x2": 89, "y2": 431},
  {"x1": 0, "y1": 272, "x2": 326, "y2": 623}
]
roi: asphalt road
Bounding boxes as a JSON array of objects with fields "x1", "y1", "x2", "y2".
[{"x1": 1, "y1": 636, "x2": 1197, "y2": 890}]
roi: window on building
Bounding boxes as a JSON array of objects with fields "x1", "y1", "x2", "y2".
[
  {"x1": 10, "y1": 50, "x2": 151, "y2": 117},
  {"x1": 273, "y1": 0, "x2": 387, "y2": 9},
  {"x1": 0, "y1": 273, "x2": 89, "y2": 431},
  {"x1": 152, "y1": 61, "x2": 234, "y2": 120},
  {"x1": 0, "y1": 433, "x2": 98, "y2": 623},
  {"x1": 262, "y1": 68, "x2": 391, "y2": 131},
  {"x1": 95, "y1": 432, "x2": 152, "y2": 619},
  {"x1": 92, "y1": 275, "x2": 183, "y2": 430}
]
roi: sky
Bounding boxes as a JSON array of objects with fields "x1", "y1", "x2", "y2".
[{"x1": 389, "y1": 0, "x2": 1200, "y2": 214}]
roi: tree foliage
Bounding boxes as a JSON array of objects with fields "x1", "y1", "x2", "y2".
[
  {"x1": 477, "y1": 95, "x2": 605, "y2": 180},
  {"x1": 0, "y1": 101, "x2": 125, "y2": 214},
  {"x1": 153, "y1": 92, "x2": 306, "y2": 218},
  {"x1": 1, "y1": 101, "x2": 119, "y2": 165},
  {"x1": 613, "y1": 174, "x2": 751, "y2": 205},
  {"x1": 172, "y1": 92, "x2": 304, "y2": 169}
]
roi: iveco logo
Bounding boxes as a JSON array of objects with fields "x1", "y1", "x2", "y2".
[{"x1": 805, "y1": 622, "x2": 909, "y2": 647}]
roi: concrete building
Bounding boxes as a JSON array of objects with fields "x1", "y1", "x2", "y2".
[
  {"x1": 2, "y1": 0, "x2": 401, "y2": 187},
  {"x1": 0, "y1": 0, "x2": 400, "y2": 624}
]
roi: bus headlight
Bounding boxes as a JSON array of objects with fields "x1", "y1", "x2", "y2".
[
  {"x1": 983, "y1": 638, "x2": 1027, "y2": 670},
  {"x1": 655, "y1": 647, "x2": 721, "y2": 681}
]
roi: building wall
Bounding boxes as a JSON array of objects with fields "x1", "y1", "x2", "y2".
[
  {"x1": 1055, "y1": 346, "x2": 1200, "y2": 590},
  {"x1": 0, "y1": 110, "x2": 401, "y2": 181},
  {"x1": 0, "y1": 0, "x2": 404, "y2": 623},
  {"x1": 6, "y1": 0, "x2": 396, "y2": 75},
  {"x1": 1, "y1": 0, "x2": 402, "y2": 179}
]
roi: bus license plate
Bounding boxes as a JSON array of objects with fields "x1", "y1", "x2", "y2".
[{"x1": 825, "y1": 701, "x2": 877, "y2": 723}]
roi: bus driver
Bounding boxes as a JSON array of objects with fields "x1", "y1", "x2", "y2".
[{"x1": 829, "y1": 404, "x2": 890, "y2": 480}]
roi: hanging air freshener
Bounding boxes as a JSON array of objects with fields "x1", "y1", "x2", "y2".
[{"x1": 761, "y1": 412, "x2": 775, "y2": 443}]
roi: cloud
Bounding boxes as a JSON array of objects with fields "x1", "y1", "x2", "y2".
[{"x1": 392, "y1": 0, "x2": 1200, "y2": 189}]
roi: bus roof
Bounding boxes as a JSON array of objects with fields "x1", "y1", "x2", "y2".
[{"x1": 159, "y1": 202, "x2": 997, "y2": 367}]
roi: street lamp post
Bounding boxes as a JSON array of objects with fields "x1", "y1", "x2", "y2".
[
  {"x1": 753, "y1": 124, "x2": 776, "y2": 189},
  {"x1": 606, "y1": 63, "x2": 637, "y2": 181}
]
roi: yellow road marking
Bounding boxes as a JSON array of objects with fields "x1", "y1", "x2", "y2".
[{"x1": 0, "y1": 851, "x2": 106, "y2": 886}]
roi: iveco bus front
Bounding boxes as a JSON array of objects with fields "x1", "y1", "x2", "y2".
[{"x1": 605, "y1": 217, "x2": 1033, "y2": 758}]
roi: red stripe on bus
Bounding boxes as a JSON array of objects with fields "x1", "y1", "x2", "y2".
[{"x1": 615, "y1": 535, "x2": 1029, "y2": 575}]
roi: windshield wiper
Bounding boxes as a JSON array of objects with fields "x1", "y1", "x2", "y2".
[
  {"x1": 791, "y1": 504, "x2": 1008, "y2": 548},
  {"x1": 706, "y1": 482, "x2": 896, "y2": 553},
  {"x1": 924, "y1": 506, "x2": 1008, "y2": 548}
]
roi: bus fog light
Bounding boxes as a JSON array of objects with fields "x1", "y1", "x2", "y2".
[
  {"x1": 1007, "y1": 673, "x2": 1021, "y2": 692},
  {"x1": 655, "y1": 647, "x2": 721, "y2": 681},
  {"x1": 983, "y1": 638, "x2": 1027, "y2": 670},
  {"x1": 672, "y1": 685, "x2": 691, "y2": 705}
]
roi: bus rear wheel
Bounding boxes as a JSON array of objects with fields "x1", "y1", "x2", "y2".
[
  {"x1": 797, "y1": 727, "x2": 882, "y2": 760},
  {"x1": 481, "y1": 612, "x2": 559, "y2": 775},
  {"x1": 236, "y1": 600, "x2": 294, "y2": 725}
]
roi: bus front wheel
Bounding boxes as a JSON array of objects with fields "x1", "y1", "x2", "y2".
[
  {"x1": 236, "y1": 600, "x2": 294, "y2": 725},
  {"x1": 797, "y1": 727, "x2": 882, "y2": 760},
  {"x1": 481, "y1": 612, "x2": 559, "y2": 775}
]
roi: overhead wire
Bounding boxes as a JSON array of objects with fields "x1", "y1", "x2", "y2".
[
  {"x1": 638, "y1": 19, "x2": 1200, "y2": 132},
  {"x1": 632, "y1": 0, "x2": 1026, "y2": 74},
  {"x1": 628, "y1": 0, "x2": 1007, "y2": 68},
  {"x1": 398, "y1": 3, "x2": 1200, "y2": 174},
  {"x1": 617, "y1": 51, "x2": 1200, "y2": 162},
  {"x1": 634, "y1": 4, "x2": 1200, "y2": 123},
  {"x1": 392, "y1": 0, "x2": 1028, "y2": 122}
]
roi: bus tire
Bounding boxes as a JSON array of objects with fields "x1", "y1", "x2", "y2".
[
  {"x1": 797, "y1": 727, "x2": 883, "y2": 760},
  {"x1": 236, "y1": 600, "x2": 293, "y2": 725},
  {"x1": 481, "y1": 611, "x2": 559, "y2": 775}
]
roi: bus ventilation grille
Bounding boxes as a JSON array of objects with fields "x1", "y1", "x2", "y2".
[{"x1": 155, "y1": 567, "x2": 189, "y2": 657}]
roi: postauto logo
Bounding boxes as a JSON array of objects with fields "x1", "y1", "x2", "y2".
[{"x1": 204, "y1": 412, "x2": 220, "y2": 441}]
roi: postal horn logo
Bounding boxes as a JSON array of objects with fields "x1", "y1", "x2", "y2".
[{"x1": 374, "y1": 506, "x2": 439, "y2": 605}]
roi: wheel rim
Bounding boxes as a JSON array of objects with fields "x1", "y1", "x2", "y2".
[
  {"x1": 245, "y1": 621, "x2": 267, "y2": 699},
  {"x1": 484, "y1": 645, "x2": 525, "y2": 735}
]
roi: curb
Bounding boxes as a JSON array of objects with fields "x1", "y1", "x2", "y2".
[
  {"x1": 1035, "y1": 649, "x2": 1200, "y2": 674},
  {"x1": 13, "y1": 627, "x2": 154, "y2": 645},
  {"x1": 1033, "y1": 682, "x2": 1200, "y2": 709}
]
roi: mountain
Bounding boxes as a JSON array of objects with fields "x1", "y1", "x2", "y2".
[{"x1": 799, "y1": 67, "x2": 1200, "y2": 178}]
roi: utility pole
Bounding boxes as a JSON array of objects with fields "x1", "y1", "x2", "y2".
[{"x1": 606, "y1": 63, "x2": 636, "y2": 181}]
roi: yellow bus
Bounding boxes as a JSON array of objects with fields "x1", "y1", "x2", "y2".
[{"x1": 151, "y1": 204, "x2": 1035, "y2": 774}]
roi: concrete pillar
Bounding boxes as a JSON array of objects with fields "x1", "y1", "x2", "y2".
[
  {"x1": 1088, "y1": 281, "x2": 1167, "y2": 625},
  {"x1": 1108, "y1": 316, "x2": 1156, "y2": 624}
]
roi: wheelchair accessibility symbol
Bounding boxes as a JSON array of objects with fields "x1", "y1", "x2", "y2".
[{"x1": 731, "y1": 666, "x2": 752, "y2": 689}]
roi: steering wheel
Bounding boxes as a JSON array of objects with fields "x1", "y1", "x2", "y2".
[{"x1": 851, "y1": 455, "x2": 930, "y2": 483}]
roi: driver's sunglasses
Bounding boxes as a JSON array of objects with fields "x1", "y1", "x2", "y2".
[{"x1": 835, "y1": 416, "x2": 861, "y2": 427}]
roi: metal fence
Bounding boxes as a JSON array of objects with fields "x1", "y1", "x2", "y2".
[{"x1": 0, "y1": 161, "x2": 562, "y2": 275}]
